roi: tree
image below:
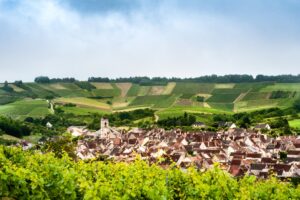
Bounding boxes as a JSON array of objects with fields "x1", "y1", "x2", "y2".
[
  {"x1": 2, "y1": 81, "x2": 14, "y2": 92},
  {"x1": 293, "y1": 99, "x2": 300, "y2": 111},
  {"x1": 42, "y1": 134, "x2": 76, "y2": 159},
  {"x1": 34, "y1": 76, "x2": 50, "y2": 83}
]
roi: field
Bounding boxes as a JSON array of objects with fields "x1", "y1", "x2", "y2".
[
  {"x1": 207, "y1": 93, "x2": 240, "y2": 103},
  {"x1": 54, "y1": 97, "x2": 111, "y2": 110},
  {"x1": 115, "y1": 83, "x2": 132, "y2": 97},
  {"x1": 173, "y1": 83, "x2": 215, "y2": 95},
  {"x1": 129, "y1": 95, "x2": 177, "y2": 108},
  {"x1": 61, "y1": 106, "x2": 110, "y2": 115},
  {"x1": 0, "y1": 99, "x2": 50, "y2": 119},
  {"x1": 261, "y1": 83, "x2": 300, "y2": 92},
  {"x1": 0, "y1": 81, "x2": 299, "y2": 118},
  {"x1": 289, "y1": 119, "x2": 300, "y2": 129}
]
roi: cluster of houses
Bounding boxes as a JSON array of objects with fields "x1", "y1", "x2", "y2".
[{"x1": 68, "y1": 118, "x2": 300, "y2": 178}]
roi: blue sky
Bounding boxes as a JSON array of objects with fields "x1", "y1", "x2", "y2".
[{"x1": 0, "y1": 0, "x2": 299, "y2": 81}]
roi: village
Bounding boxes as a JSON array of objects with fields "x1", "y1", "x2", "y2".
[{"x1": 68, "y1": 118, "x2": 300, "y2": 179}]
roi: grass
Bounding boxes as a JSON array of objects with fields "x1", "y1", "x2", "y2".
[
  {"x1": 126, "y1": 84, "x2": 140, "y2": 96},
  {"x1": 137, "y1": 86, "x2": 151, "y2": 96},
  {"x1": 90, "y1": 82, "x2": 113, "y2": 89},
  {"x1": 0, "y1": 82, "x2": 298, "y2": 118},
  {"x1": 234, "y1": 99, "x2": 281, "y2": 112},
  {"x1": 129, "y1": 95, "x2": 177, "y2": 108},
  {"x1": 173, "y1": 83, "x2": 215, "y2": 95},
  {"x1": 207, "y1": 93, "x2": 240, "y2": 103},
  {"x1": 91, "y1": 89, "x2": 120, "y2": 97},
  {"x1": 260, "y1": 83, "x2": 300, "y2": 92},
  {"x1": 289, "y1": 119, "x2": 300, "y2": 129},
  {"x1": 208, "y1": 103, "x2": 234, "y2": 112},
  {"x1": 54, "y1": 97, "x2": 111, "y2": 110},
  {"x1": 241, "y1": 92, "x2": 270, "y2": 101},
  {"x1": 162, "y1": 82, "x2": 176, "y2": 95},
  {"x1": 0, "y1": 99, "x2": 50, "y2": 119},
  {"x1": 25, "y1": 83, "x2": 58, "y2": 98},
  {"x1": 8, "y1": 84, "x2": 24, "y2": 92},
  {"x1": 61, "y1": 106, "x2": 110, "y2": 115},
  {"x1": 156, "y1": 105, "x2": 231, "y2": 119},
  {"x1": 215, "y1": 84, "x2": 235, "y2": 89},
  {"x1": 0, "y1": 134, "x2": 21, "y2": 141}
]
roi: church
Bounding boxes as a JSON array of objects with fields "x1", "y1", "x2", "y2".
[{"x1": 95, "y1": 118, "x2": 121, "y2": 138}]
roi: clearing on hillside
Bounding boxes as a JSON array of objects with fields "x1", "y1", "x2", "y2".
[
  {"x1": 149, "y1": 86, "x2": 166, "y2": 95},
  {"x1": 162, "y1": 82, "x2": 176, "y2": 95},
  {"x1": 116, "y1": 83, "x2": 132, "y2": 97},
  {"x1": 215, "y1": 84, "x2": 235, "y2": 89}
]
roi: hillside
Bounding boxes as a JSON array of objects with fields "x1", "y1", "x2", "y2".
[{"x1": 0, "y1": 81, "x2": 300, "y2": 119}]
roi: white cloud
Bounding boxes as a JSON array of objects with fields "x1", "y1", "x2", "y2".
[{"x1": 0, "y1": 0, "x2": 299, "y2": 82}]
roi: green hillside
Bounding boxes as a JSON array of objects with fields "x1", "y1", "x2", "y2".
[{"x1": 0, "y1": 81, "x2": 299, "y2": 118}]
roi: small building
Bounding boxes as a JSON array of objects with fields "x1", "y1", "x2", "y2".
[
  {"x1": 254, "y1": 124, "x2": 271, "y2": 130},
  {"x1": 192, "y1": 122, "x2": 206, "y2": 128},
  {"x1": 46, "y1": 122, "x2": 53, "y2": 129},
  {"x1": 218, "y1": 122, "x2": 237, "y2": 129}
]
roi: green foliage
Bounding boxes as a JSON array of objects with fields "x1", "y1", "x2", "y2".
[
  {"x1": 270, "y1": 90, "x2": 295, "y2": 99},
  {"x1": 196, "y1": 96, "x2": 205, "y2": 102},
  {"x1": 157, "y1": 112, "x2": 196, "y2": 128},
  {"x1": 294, "y1": 98, "x2": 300, "y2": 111},
  {"x1": 42, "y1": 135, "x2": 76, "y2": 159},
  {"x1": 0, "y1": 116, "x2": 31, "y2": 137},
  {"x1": 207, "y1": 93, "x2": 240, "y2": 103},
  {"x1": 0, "y1": 99, "x2": 51, "y2": 119},
  {"x1": 0, "y1": 146, "x2": 299, "y2": 199},
  {"x1": 279, "y1": 151, "x2": 287, "y2": 161},
  {"x1": 74, "y1": 82, "x2": 96, "y2": 91},
  {"x1": 130, "y1": 95, "x2": 176, "y2": 108},
  {"x1": 173, "y1": 83, "x2": 214, "y2": 95},
  {"x1": 1, "y1": 81, "x2": 14, "y2": 93}
]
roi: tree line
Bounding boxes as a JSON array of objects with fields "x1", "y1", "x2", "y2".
[{"x1": 30, "y1": 74, "x2": 300, "y2": 84}]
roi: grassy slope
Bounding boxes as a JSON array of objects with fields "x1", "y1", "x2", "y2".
[
  {"x1": 54, "y1": 97, "x2": 111, "y2": 110},
  {"x1": 0, "y1": 99, "x2": 50, "y2": 119},
  {"x1": 0, "y1": 82, "x2": 299, "y2": 118},
  {"x1": 289, "y1": 119, "x2": 300, "y2": 129}
]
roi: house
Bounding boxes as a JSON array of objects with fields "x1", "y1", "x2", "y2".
[
  {"x1": 192, "y1": 122, "x2": 206, "y2": 128},
  {"x1": 67, "y1": 126, "x2": 88, "y2": 137},
  {"x1": 70, "y1": 118, "x2": 300, "y2": 179},
  {"x1": 46, "y1": 122, "x2": 53, "y2": 129},
  {"x1": 254, "y1": 124, "x2": 271, "y2": 130},
  {"x1": 218, "y1": 122, "x2": 237, "y2": 129}
]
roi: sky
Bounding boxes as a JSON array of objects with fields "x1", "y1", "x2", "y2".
[{"x1": 0, "y1": 0, "x2": 300, "y2": 82}]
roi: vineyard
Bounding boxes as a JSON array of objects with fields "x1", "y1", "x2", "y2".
[{"x1": 0, "y1": 145, "x2": 299, "y2": 199}]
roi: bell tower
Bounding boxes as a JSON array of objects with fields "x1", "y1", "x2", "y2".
[{"x1": 101, "y1": 118, "x2": 109, "y2": 129}]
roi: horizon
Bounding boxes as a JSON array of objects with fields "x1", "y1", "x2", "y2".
[
  {"x1": 1, "y1": 0, "x2": 300, "y2": 81},
  {"x1": 2, "y1": 73, "x2": 300, "y2": 83}
]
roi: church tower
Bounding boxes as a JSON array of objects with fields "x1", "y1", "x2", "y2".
[{"x1": 101, "y1": 118, "x2": 109, "y2": 130}]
